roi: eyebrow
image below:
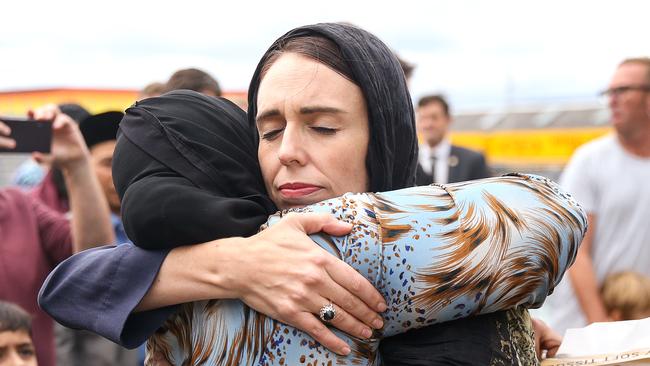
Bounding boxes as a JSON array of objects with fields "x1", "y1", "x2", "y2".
[{"x1": 256, "y1": 106, "x2": 346, "y2": 123}]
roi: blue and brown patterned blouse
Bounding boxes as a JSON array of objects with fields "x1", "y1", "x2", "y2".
[{"x1": 146, "y1": 174, "x2": 587, "y2": 366}]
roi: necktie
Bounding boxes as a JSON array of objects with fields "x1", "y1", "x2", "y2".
[{"x1": 430, "y1": 155, "x2": 437, "y2": 183}]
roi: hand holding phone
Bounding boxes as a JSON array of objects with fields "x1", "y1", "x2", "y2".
[
  {"x1": 0, "y1": 117, "x2": 53, "y2": 153},
  {"x1": 0, "y1": 120, "x2": 17, "y2": 150},
  {"x1": 30, "y1": 105, "x2": 91, "y2": 169}
]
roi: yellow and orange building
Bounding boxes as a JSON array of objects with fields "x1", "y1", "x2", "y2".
[
  {"x1": 0, "y1": 88, "x2": 247, "y2": 116},
  {"x1": 1, "y1": 89, "x2": 611, "y2": 178}
]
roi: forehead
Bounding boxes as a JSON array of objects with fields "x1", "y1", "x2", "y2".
[
  {"x1": 418, "y1": 101, "x2": 445, "y2": 115},
  {"x1": 0, "y1": 330, "x2": 32, "y2": 345},
  {"x1": 89, "y1": 140, "x2": 117, "y2": 158},
  {"x1": 256, "y1": 53, "x2": 364, "y2": 113},
  {"x1": 611, "y1": 63, "x2": 649, "y2": 86}
]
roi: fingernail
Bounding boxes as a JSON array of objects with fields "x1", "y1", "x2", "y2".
[
  {"x1": 377, "y1": 302, "x2": 387, "y2": 312},
  {"x1": 372, "y1": 319, "x2": 384, "y2": 329},
  {"x1": 361, "y1": 328, "x2": 372, "y2": 338},
  {"x1": 341, "y1": 346, "x2": 351, "y2": 355}
]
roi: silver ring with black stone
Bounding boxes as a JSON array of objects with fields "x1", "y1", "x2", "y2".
[{"x1": 319, "y1": 302, "x2": 336, "y2": 323}]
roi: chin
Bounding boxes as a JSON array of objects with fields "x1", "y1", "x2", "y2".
[{"x1": 277, "y1": 196, "x2": 325, "y2": 210}]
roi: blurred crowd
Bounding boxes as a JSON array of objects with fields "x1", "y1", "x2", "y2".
[{"x1": 1, "y1": 52, "x2": 649, "y2": 366}]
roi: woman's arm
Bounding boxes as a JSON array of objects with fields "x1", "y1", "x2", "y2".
[
  {"x1": 282, "y1": 174, "x2": 587, "y2": 336},
  {"x1": 146, "y1": 174, "x2": 585, "y2": 365},
  {"x1": 137, "y1": 212, "x2": 387, "y2": 355},
  {"x1": 40, "y1": 213, "x2": 387, "y2": 354},
  {"x1": 38, "y1": 244, "x2": 174, "y2": 348}
]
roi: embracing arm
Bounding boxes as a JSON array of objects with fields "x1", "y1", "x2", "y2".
[
  {"x1": 137, "y1": 213, "x2": 386, "y2": 355},
  {"x1": 38, "y1": 244, "x2": 174, "y2": 348},
  {"x1": 40, "y1": 212, "x2": 386, "y2": 354},
  {"x1": 287, "y1": 174, "x2": 587, "y2": 337}
]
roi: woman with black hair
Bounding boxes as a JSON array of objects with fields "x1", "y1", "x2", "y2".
[{"x1": 41, "y1": 23, "x2": 581, "y2": 365}]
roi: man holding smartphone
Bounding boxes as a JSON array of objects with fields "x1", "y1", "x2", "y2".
[{"x1": 0, "y1": 105, "x2": 114, "y2": 366}]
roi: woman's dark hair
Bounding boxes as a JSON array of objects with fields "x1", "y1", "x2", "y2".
[
  {"x1": 260, "y1": 36, "x2": 354, "y2": 83},
  {"x1": 248, "y1": 23, "x2": 418, "y2": 192},
  {"x1": 0, "y1": 301, "x2": 32, "y2": 335}
]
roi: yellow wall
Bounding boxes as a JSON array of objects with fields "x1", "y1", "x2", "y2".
[
  {"x1": 0, "y1": 89, "x2": 140, "y2": 115},
  {"x1": 0, "y1": 88, "x2": 247, "y2": 116},
  {"x1": 1, "y1": 89, "x2": 609, "y2": 168},
  {"x1": 451, "y1": 127, "x2": 611, "y2": 166}
]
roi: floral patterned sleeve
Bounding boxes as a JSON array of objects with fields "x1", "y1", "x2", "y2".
[{"x1": 147, "y1": 174, "x2": 586, "y2": 366}]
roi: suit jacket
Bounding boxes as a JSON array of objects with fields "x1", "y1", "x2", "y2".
[{"x1": 416, "y1": 145, "x2": 490, "y2": 185}]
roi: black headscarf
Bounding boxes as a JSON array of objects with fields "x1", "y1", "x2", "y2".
[
  {"x1": 247, "y1": 22, "x2": 418, "y2": 192},
  {"x1": 113, "y1": 90, "x2": 275, "y2": 249}
]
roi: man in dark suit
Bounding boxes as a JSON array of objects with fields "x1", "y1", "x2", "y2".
[{"x1": 415, "y1": 94, "x2": 490, "y2": 185}]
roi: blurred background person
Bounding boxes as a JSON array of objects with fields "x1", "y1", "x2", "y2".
[
  {"x1": 137, "y1": 82, "x2": 166, "y2": 100},
  {"x1": 78, "y1": 112, "x2": 125, "y2": 227},
  {"x1": 542, "y1": 57, "x2": 650, "y2": 334},
  {"x1": 0, "y1": 107, "x2": 114, "y2": 366},
  {"x1": 163, "y1": 67, "x2": 221, "y2": 97},
  {"x1": 415, "y1": 94, "x2": 491, "y2": 185},
  {"x1": 53, "y1": 111, "x2": 140, "y2": 366},
  {"x1": 601, "y1": 271, "x2": 650, "y2": 321},
  {"x1": 0, "y1": 301, "x2": 37, "y2": 366}
]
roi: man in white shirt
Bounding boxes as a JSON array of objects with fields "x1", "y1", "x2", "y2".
[
  {"x1": 543, "y1": 57, "x2": 650, "y2": 334},
  {"x1": 415, "y1": 94, "x2": 490, "y2": 185}
]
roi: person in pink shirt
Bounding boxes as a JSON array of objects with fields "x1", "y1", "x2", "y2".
[{"x1": 0, "y1": 106, "x2": 114, "y2": 366}]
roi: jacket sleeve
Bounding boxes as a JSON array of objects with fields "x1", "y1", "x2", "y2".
[{"x1": 38, "y1": 244, "x2": 177, "y2": 348}]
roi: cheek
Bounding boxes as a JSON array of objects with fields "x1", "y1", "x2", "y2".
[
  {"x1": 96, "y1": 168, "x2": 114, "y2": 187},
  {"x1": 330, "y1": 135, "x2": 368, "y2": 193},
  {"x1": 258, "y1": 148, "x2": 276, "y2": 189}
]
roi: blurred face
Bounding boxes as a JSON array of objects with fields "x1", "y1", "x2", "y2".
[
  {"x1": 89, "y1": 140, "x2": 120, "y2": 214},
  {"x1": 0, "y1": 330, "x2": 37, "y2": 366},
  {"x1": 607, "y1": 63, "x2": 650, "y2": 139},
  {"x1": 256, "y1": 53, "x2": 370, "y2": 209},
  {"x1": 416, "y1": 101, "x2": 450, "y2": 148}
]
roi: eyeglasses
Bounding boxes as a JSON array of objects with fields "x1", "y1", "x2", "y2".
[{"x1": 598, "y1": 85, "x2": 650, "y2": 98}]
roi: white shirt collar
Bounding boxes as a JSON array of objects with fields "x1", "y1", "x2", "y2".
[{"x1": 419, "y1": 137, "x2": 451, "y2": 173}]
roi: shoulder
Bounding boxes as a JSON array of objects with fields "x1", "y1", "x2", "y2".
[
  {"x1": 0, "y1": 188, "x2": 38, "y2": 225},
  {"x1": 562, "y1": 135, "x2": 617, "y2": 176},
  {"x1": 451, "y1": 145, "x2": 486, "y2": 160},
  {"x1": 571, "y1": 134, "x2": 616, "y2": 160},
  {"x1": 0, "y1": 187, "x2": 31, "y2": 208}
]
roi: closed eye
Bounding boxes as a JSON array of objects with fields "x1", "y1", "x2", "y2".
[
  {"x1": 261, "y1": 128, "x2": 283, "y2": 140},
  {"x1": 311, "y1": 126, "x2": 338, "y2": 135}
]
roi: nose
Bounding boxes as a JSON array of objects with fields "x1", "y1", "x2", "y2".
[
  {"x1": 608, "y1": 93, "x2": 619, "y2": 110},
  {"x1": 277, "y1": 123, "x2": 307, "y2": 166}
]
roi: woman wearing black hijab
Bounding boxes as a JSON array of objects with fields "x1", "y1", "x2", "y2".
[
  {"x1": 118, "y1": 91, "x2": 582, "y2": 365},
  {"x1": 40, "y1": 24, "x2": 579, "y2": 365}
]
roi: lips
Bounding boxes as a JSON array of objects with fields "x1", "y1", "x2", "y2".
[{"x1": 278, "y1": 182, "x2": 322, "y2": 198}]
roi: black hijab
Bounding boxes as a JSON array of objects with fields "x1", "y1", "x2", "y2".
[
  {"x1": 113, "y1": 90, "x2": 275, "y2": 249},
  {"x1": 247, "y1": 22, "x2": 418, "y2": 192}
]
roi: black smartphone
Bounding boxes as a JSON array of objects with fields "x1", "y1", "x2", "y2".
[{"x1": 0, "y1": 117, "x2": 53, "y2": 153}]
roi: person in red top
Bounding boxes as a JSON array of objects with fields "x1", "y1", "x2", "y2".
[{"x1": 0, "y1": 105, "x2": 114, "y2": 366}]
